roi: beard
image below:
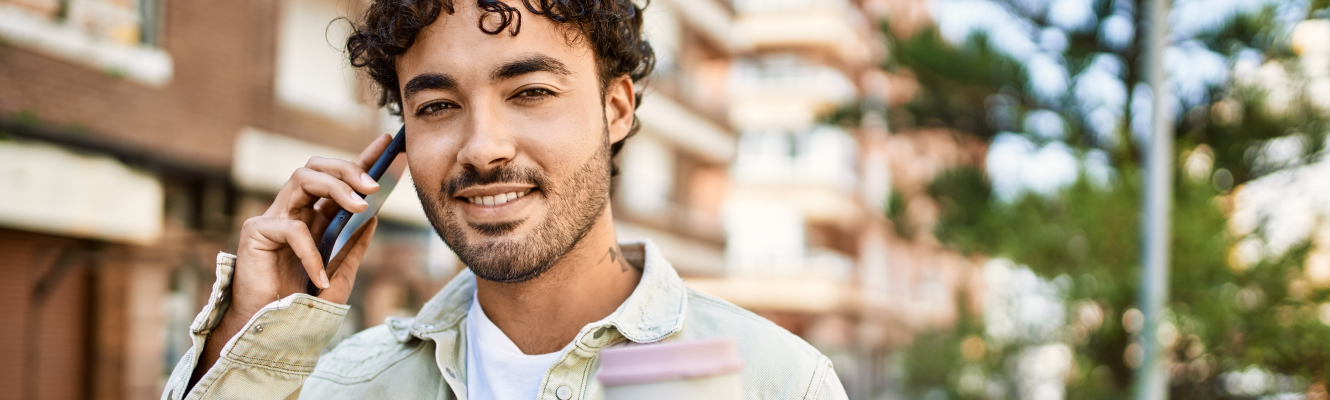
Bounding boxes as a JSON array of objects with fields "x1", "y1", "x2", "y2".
[{"x1": 417, "y1": 130, "x2": 613, "y2": 284}]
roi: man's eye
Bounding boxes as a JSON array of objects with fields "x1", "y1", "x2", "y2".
[
  {"x1": 416, "y1": 102, "x2": 456, "y2": 116},
  {"x1": 515, "y1": 88, "x2": 554, "y2": 100}
]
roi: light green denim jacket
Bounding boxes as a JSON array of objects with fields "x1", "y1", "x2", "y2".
[{"x1": 163, "y1": 240, "x2": 848, "y2": 400}]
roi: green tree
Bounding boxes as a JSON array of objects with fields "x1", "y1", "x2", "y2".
[{"x1": 839, "y1": 0, "x2": 1330, "y2": 398}]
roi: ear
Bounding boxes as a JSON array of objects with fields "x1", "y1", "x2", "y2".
[{"x1": 603, "y1": 74, "x2": 636, "y2": 144}]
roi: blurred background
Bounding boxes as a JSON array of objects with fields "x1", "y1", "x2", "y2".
[{"x1": 1, "y1": 0, "x2": 1329, "y2": 398}]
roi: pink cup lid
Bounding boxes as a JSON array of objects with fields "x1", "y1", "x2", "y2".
[{"x1": 596, "y1": 337, "x2": 745, "y2": 386}]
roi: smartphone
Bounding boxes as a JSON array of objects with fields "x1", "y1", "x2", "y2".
[{"x1": 307, "y1": 126, "x2": 407, "y2": 295}]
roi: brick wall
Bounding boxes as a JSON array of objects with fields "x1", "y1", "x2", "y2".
[
  {"x1": 0, "y1": 1, "x2": 384, "y2": 399},
  {"x1": 0, "y1": 0, "x2": 378, "y2": 171},
  {"x1": 0, "y1": 228, "x2": 92, "y2": 400}
]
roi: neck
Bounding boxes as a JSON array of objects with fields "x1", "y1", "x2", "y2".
[{"x1": 474, "y1": 206, "x2": 641, "y2": 354}]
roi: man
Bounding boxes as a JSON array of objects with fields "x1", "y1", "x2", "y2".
[{"x1": 163, "y1": 0, "x2": 848, "y2": 398}]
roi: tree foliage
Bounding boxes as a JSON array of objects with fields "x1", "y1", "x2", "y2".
[{"x1": 850, "y1": 0, "x2": 1330, "y2": 398}]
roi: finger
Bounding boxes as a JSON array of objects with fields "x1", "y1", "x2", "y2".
[
  {"x1": 252, "y1": 218, "x2": 329, "y2": 289},
  {"x1": 306, "y1": 156, "x2": 380, "y2": 196},
  {"x1": 313, "y1": 134, "x2": 394, "y2": 220},
  {"x1": 275, "y1": 167, "x2": 369, "y2": 218},
  {"x1": 326, "y1": 216, "x2": 377, "y2": 281},
  {"x1": 320, "y1": 217, "x2": 378, "y2": 303}
]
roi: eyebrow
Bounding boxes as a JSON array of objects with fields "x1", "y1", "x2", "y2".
[
  {"x1": 400, "y1": 55, "x2": 570, "y2": 103},
  {"x1": 491, "y1": 55, "x2": 571, "y2": 82},
  {"x1": 402, "y1": 73, "x2": 458, "y2": 102}
]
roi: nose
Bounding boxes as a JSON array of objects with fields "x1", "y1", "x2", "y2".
[{"x1": 455, "y1": 100, "x2": 516, "y2": 173}]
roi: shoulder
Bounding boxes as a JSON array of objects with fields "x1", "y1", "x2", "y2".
[
  {"x1": 682, "y1": 289, "x2": 836, "y2": 400},
  {"x1": 684, "y1": 289, "x2": 820, "y2": 358},
  {"x1": 306, "y1": 325, "x2": 434, "y2": 386}
]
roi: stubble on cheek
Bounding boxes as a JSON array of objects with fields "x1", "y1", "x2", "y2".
[{"x1": 416, "y1": 135, "x2": 613, "y2": 284}]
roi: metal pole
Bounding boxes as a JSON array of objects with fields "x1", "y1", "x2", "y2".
[{"x1": 1136, "y1": 0, "x2": 1173, "y2": 398}]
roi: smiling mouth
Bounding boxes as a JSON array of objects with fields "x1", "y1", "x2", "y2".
[{"x1": 460, "y1": 188, "x2": 534, "y2": 206}]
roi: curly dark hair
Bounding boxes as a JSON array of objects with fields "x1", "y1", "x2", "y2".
[{"x1": 345, "y1": 0, "x2": 656, "y2": 164}]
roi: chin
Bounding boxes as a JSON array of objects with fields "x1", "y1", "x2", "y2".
[
  {"x1": 455, "y1": 234, "x2": 560, "y2": 284},
  {"x1": 466, "y1": 218, "x2": 527, "y2": 237}
]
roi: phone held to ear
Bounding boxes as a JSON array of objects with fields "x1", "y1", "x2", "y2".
[{"x1": 307, "y1": 126, "x2": 407, "y2": 295}]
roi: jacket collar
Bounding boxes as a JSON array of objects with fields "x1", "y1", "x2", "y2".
[{"x1": 387, "y1": 239, "x2": 688, "y2": 344}]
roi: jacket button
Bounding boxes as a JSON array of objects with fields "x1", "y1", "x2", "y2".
[{"x1": 555, "y1": 385, "x2": 572, "y2": 400}]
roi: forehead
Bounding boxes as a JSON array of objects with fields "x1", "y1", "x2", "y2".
[{"x1": 396, "y1": 2, "x2": 595, "y2": 81}]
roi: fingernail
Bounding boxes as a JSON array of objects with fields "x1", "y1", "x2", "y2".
[
  {"x1": 361, "y1": 173, "x2": 378, "y2": 187},
  {"x1": 320, "y1": 270, "x2": 330, "y2": 289}
]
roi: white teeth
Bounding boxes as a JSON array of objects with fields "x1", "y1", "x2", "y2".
[{"x1": 466, "y1": 189, "x2": 533, "y2": 206}]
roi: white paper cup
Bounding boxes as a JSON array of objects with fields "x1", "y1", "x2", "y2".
[{"x1": 597, "y1": 338, "x2": 744, "y2": 400}]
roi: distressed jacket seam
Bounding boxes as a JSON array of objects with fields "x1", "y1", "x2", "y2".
[
  {"x1": 283, "y1": 298, "x2": 349, "y2": 315},
  {"x1": 221, "y1": 355, "x2": 317, "y2": 375},
  {"x1": 801, "y1": 356, "x2": 832, "y2": 400},
  {"x1": 225, "y1": 352, "x2": 319, "y2": 372}
]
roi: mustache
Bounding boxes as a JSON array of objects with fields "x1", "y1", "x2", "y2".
[{"x1": 443, "y1": 165, "x2": 551, "y2": 198}]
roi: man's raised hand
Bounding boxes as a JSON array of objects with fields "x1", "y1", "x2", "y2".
[
  {"x1": 233, "y1": 133, "x2": 393, "y2": 310},
  {"x1": 189, "y1": 133, "x2": 396, "y2": 390}
]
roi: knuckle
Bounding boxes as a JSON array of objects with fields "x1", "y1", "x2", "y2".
[
  {"x1": 330, "y1": 160, "x2": 361, "y2": 179},
  {"x1": 284, "y1": 219, "x2": 309, "y2": 231},
  {"x1": 290, "y1": 167, "x2": 315, "y2": 181},
  {"x1": 308, "y1": 156, "x2": 360, "y2": 177},
  {"x1": 342, "y1": 159, "x2": 364, "y2": 173}
]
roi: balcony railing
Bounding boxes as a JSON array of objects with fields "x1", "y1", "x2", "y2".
[
  {"x1": 732, "y1": 0, "x2": 849, "y2": 14},
  {"x1": 726, "y1": 247, "x2": 854, "y2": 281},
  {"x1": 731, "y1": 0, "x2": 875, "y2": 67},
  {"x1": 726, "y1": 58, "x2": 858, "y2": 129},
  {"x1": 731, "y1": 126, "x2": 858, "y2": 190},
  {"x1": 728, "y1": 58, "x2": 857, "y2": 103}
]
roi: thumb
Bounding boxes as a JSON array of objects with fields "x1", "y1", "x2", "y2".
[{"x1": 319, "y1": 217, "x2": 378, "y2": 304}]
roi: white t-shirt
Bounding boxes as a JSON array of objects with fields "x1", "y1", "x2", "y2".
[{"x1": 465, "y1": 294, "x2": 570, "y2": 400}]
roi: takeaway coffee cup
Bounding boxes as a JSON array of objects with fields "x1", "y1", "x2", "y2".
[{"x1": 596, "y1": 338, "x2": 744, "y2": 400}]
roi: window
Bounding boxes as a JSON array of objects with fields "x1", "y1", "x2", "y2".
[
  {"x1": 3, "y1": 0, "x2": 161, "y2": 45},
  {"x1": 274, "y1": 0, "x2": 366, "y2": 123},
  {"x1": 0, "y1": 0, "x2": 172, "y2": 85}
]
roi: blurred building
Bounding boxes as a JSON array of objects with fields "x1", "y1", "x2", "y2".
[
  {"x1": 612, "y1": 0, "x2": 738, "y2": 277},
  {"x1": 630, "y1": 0, "x2": 989, "y2": 396},
  {"x1": 0, "y1": 0, "x2": 443, "y2": 398},
  {"x1": 0, "y1": 0, "x2": 985, "y2": 399}
]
